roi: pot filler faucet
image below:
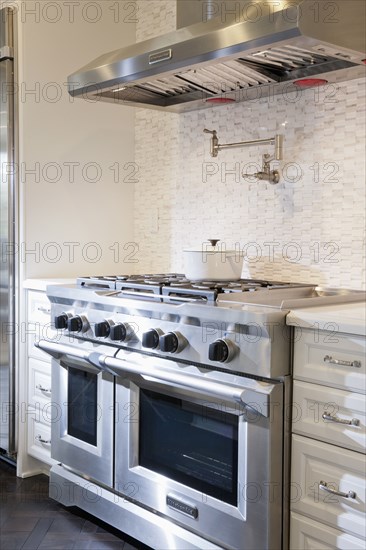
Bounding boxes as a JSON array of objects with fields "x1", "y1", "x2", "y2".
[{"x1": 204, "y1": 129, "x2": 283, "y2": 184}]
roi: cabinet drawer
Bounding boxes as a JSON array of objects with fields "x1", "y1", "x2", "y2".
[
  {"x1": 290, "y1": 512, "x2": 366, "y2": 550},
  {"x1": 27, "y1": 325, "x2": 56, "y2": 362},
  {"x1": 27, "y1": 291, "x2": 58, "y2": 361},
  {"x1": 27, "y1": 416, "x2": 55, "y2": 466},
  {"x1": 293, "y1": 328, "x2": 366, "y2": 394},
  {"x1": 28, "y1": 358, "x2": 52, "y2": 410},
  {"x1": 291, "y1": 435, "x2": 366, "y2": 539},
  {"x1": 27, "y1": 291, "x2": 52, "y2": 324},
  {"x1": 292, "y1": 381, "x2": 366, "y2": 453}
]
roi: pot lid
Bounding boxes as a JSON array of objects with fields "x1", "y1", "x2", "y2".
[{"x1": 184, "y1": 239, "x2": 238, "y2": 253}]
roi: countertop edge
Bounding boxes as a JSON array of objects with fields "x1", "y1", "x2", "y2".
[
  {"x1": 287, "y1": 302, "x2": 366, "y2": 337},
  {"x1": 23, "y1": 278, "x2": 75, "y2": 292}
]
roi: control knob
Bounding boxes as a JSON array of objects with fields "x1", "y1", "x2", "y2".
[
  {"x1": 67, "y1": 315, "x2": 88, "y2": 333},
  {"x1": 54, "y1": 313, "x2": 69, "y2": 330},
  {"x1": 94, "y1": 321, "x2": 111, "y2": 338},
  {"x1": 109, "y1": 323, "x2": 134, "y2": 342},
  {"x1": 159, "y1": 332, "x2": 185, "y2": 354},
  {"x1": 142, "y1": 328, "x2": 163, "y2": 349},
  {"x1": 209, "y1": 339, "x2": 236, "y2": 363}
]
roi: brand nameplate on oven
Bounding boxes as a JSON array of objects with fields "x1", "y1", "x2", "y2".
[
  {"x1": 149, "y1": 49, "x2": 172, "y2": 65},
  {"x1": 166, "y1": 495, "x2": 198, "y2": 519}
]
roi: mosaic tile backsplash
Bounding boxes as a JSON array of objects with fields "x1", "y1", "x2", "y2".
[{"x1": 134, "y1": 1, "x2": 365, "y2": 289}]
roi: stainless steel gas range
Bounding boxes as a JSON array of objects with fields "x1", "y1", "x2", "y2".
[{"x1": 36, "y1": 275, "x2": 365, "y2": 550}]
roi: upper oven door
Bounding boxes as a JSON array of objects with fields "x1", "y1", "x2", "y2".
[
  {"x1": 108, "y1": 350, "x2": 284, "y2": 550},
  {"x1": 36, "y1": 340, "x2": 115, "y2": 487}
]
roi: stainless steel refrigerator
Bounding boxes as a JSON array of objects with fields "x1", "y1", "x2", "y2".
[{"x1": 0, "y1": 6, "x2": 16, "y2": 459}]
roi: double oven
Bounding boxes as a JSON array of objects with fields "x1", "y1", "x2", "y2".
[{"x1": 37, "y1": 278, "x2": 292, "y2": 550}]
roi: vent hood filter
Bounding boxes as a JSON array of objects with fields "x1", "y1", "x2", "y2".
[{"x1": 68, "y1": 0, "x2": 365, "y2": 112}]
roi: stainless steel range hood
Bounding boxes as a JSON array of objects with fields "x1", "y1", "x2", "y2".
[{"x1": 68, "y1": 0, "x2": 365, "y2": 112}]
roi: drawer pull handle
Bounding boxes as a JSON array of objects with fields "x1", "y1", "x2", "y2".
[
  {"x1": 324, "y1": 355, "x2": 361, "y2": 368},
  {"x1": 36, "y1": 384, "x2": 51, "y2": 394},
  {"x1": 319, "y1": 481, "x2": 356, "y2": 500},
  {"x1": 37, "y1": 306, "x2": 51, "y2": 314},
  {"x1": 35, "y1": 435, "x2": 51, "y2": 445},
  {"x1": 322, "y1": 413, "x2": 360, "y2": 426}
]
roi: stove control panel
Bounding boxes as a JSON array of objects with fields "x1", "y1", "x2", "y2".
[
  {"x1": 49, "y1": 300, "x2": 290, "y2": 378},
  {"x1": 209, "y1": 338, "x2": 237, "y2": 363}
]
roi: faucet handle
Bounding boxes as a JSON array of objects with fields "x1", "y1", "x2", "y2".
[
  {"x1": 204, "y1": 129, "x2": 219, "y2": 157},
  {"x1": 208, "y1": 239, "x2": 220, "y2": 247}
]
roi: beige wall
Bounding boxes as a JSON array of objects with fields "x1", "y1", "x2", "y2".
[{"x1": 10, "y1": 0, "x2": 136, "y2": 278}]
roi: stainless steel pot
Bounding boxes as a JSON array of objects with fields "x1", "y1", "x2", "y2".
[{"x1": 183, "y1": 239, "x2": 243, "y2": 281}]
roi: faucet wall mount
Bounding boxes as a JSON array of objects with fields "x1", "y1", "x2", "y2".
[{"x1": 203, "y1": 129, "x2": 283, "y2": 185}]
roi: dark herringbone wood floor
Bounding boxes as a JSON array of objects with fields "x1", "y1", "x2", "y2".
[{"x1": 0, "y1": 460, "x2": 152, "y2": 550}]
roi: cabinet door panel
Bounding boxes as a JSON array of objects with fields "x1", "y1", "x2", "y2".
[
  {"x1": 290, "y1": 512, "x2": 366, "y2": 550},
  {"x1": 291, "y1": 435, "x2": 366, "y2": 539}
]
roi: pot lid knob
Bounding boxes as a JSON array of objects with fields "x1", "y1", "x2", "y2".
[{"x1": 208, "y1": 239, "x2": 220, "y2": 247}]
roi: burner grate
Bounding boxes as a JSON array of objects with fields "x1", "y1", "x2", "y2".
[
  {"x1": 76, "y1": 274, "x2": 315, "y2": 302},
  {"x1": 77, "y1": 276, "x2": 123, "y2": 289}
]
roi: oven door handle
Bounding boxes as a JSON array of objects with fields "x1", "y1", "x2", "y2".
[
  {"x1": 100, "y1": 355, "x2": 271, "y2": 417},
  {"x1": 35, "y1": 340, "x2": 104, "y2": 370}
]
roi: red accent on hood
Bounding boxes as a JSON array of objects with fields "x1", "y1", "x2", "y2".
[
  {"x1": 294, "y1": 78, "x2": 328, "y2": 87},
  {"x1": 206, "y1": 98, "x2": 236, "y2": 104}
]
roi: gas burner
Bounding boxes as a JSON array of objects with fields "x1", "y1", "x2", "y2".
[
  {"x1": 191, "y1": 282, "x2": 216, "y2": 290},
  {"x1": 167, "y1": 276, "x2": 189, "y2": 283},
  {"x1": 222, "y1": 281, "x2": 263, "y2": 293},
  {"x1": 144, "y1": 278, "x2": 167, "y2": 285}
]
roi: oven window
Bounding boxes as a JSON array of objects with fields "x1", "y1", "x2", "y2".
[
  {"x1": 67, "y1": 367, "x2": 98, "y2": 446},
  {"x1": 139, "y1": 389, "x2": 238, "y2": 506}
]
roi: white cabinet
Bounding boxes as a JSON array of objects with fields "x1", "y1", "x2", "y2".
[
  {"x1": 25, "y1": 290, "x2": 56, "y2": 467},
  {"x1": 290, "y1": 325, "x2": 366, "y2": 549}
]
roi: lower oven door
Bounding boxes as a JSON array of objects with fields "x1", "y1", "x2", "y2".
[
  {"x1": 106, "y1": 351, "x2": 284, "y2": 550},
  {"x1": 36, "y1": 340, "x2": 114, "y2": 487}
]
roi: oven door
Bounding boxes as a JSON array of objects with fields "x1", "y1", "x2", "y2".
[
  {"x1": 36, "y1": 340, "x2": 115, "y2": 487},
  {"x1": 104, "y1": 350, "x2": 284, "y2": 550}
]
